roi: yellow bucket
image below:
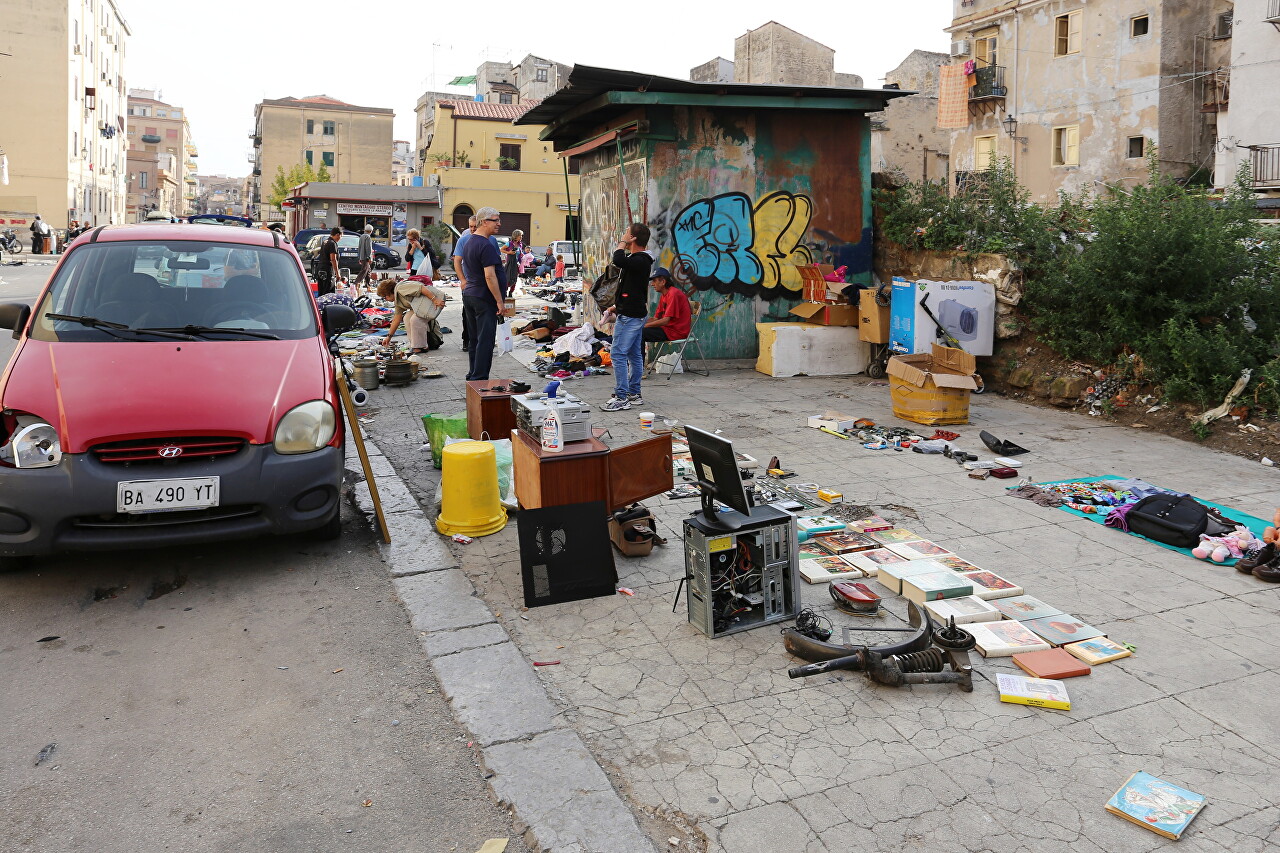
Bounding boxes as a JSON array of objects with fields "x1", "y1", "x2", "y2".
[{"x1": 436, "y1": 441, "x2": 508, "y2": 537}]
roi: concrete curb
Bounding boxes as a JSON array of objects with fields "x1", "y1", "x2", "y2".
[{"x1": 344, "y1": 435, "x2": 658, "y2": 853}]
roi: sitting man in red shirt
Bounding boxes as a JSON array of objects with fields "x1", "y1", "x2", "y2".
[{"x1": 642, "y1": 266, "x2": 692, "y2": 343}]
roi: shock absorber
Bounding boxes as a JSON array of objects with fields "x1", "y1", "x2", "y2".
[{"x1": 890, "y1": 647, "x2": 946, "y2": 673}]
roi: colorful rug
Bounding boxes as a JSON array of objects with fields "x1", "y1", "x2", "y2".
[{"x1": 1019, "y1": 476, "x2": 1271, "y2": 564}]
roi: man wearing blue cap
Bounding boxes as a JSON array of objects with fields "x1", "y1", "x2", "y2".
[{"x1": 642, "y1": 266, "x2": 691, "y2": 343}]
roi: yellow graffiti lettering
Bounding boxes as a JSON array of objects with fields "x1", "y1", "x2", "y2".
[{"x1": 748, "y1": 191, "x2": 814, "y2": 294}]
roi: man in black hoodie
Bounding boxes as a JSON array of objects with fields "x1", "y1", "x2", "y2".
[{"x1": 602, "y1": 223, "x2": 653, "y2": 411}]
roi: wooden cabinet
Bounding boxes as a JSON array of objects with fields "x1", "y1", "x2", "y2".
[
  {"x1": 466, "y1": 380, "x2": 520, "y2": 441},
  {"x1": 512, "y1": 429, "x2": 673, "y2": 511}
]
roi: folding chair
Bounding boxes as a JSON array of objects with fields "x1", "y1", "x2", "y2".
[{"x1": 646, "y1": 301, "x2": 709, "y2": 379}]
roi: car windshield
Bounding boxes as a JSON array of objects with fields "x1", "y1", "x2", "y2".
[{"x1": 30, "y1": 240, "x2": 318, "y2": 342}]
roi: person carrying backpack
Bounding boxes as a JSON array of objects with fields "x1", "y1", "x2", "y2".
[{"x1": 30, "y1": 215, "x2": 50, "y2": 254}]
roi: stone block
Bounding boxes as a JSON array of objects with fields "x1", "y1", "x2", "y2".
[
  {"x1": 1006, "y1": 366, "x2": 1036, "y2": 388},
  {"x1": 1049, "y1": 375, "x2": 1089, "y2": 401},
  {"x1": 394, "y1": 569, "x2": 494, "y2": 632},
  {"x1": 432, "y1": 642, "x2": 560, "y2": 746},
  {"x1": 421, "y1": 622, "x2": 509, "y2": 658}
]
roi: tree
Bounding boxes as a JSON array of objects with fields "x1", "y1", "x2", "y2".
[{"x1": 266, "y1": 162, "x2": 332, "y2": 210}]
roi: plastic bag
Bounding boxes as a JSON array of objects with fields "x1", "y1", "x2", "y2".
[
  {"x1": 445, "y1": 436, "x2": 514, "y2": 506},
  {"x1": 421, "y1": 412, "x2": 468, "y2": 469},
  {"x1": 497, "y1": 320, "x2": 514, "y2": 354}
]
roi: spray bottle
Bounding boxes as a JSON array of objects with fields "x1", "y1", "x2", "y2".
[{"x1": 540, "y1": 380, "x2": 563, "y2": 453}]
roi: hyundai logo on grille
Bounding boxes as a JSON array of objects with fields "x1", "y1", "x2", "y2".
[{"x1": 158, "y1": 446, "x2": 184, "y2": 458}]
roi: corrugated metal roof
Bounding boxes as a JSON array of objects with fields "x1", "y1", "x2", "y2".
[
  {"x1": 440, "y1": 99, "x2": 542, "y2": 120},
  {"x1": 517, "y1": 64, "x2": 912, "y2": 146}
]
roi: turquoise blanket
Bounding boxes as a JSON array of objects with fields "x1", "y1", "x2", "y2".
[{"x1": 1020, "y1": 476, "x2": 1271, "y2": 563}]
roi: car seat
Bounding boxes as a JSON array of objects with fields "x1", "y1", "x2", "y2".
[{"x1": 95, "y1": 272, "x2": 178, "y2": 328}]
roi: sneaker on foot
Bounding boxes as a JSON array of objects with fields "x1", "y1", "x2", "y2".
[
  {"x1": 627, "y1": 394, "x2": 644, "y2": 405},
  {"x1": 603, "y1": 396, "x2": 632, "y2": 412}
]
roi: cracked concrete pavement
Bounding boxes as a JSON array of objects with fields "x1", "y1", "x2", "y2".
[{"x1": 351, "y1": 294, "x2": 1280, "y2": 852}]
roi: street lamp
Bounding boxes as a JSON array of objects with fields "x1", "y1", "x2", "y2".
[{"x1": 1003, "y1": 113, "x2": 1028, "y2": 146}]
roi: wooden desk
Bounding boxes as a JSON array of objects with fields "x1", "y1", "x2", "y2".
[
  {"x1": 466, "y1": 380, "x2": 520, "y2": 441},
  {"x1": 512, "y1": 429, "x2": 673, "y2": 511}
]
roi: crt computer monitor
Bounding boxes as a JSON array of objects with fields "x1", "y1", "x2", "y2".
[{"x1": 685, "y1": 425, "x2": 752, "y2": 524}]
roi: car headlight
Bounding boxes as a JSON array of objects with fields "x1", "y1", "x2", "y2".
[
  {"x1": 273, "y1": 401, "x2": 336, "y2": 455},
  {"x1": 2, "y1": 421, "x2": 63, "y2": 468}
]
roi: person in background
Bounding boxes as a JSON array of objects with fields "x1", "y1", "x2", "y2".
[
  {"x1": 642, "y1": 266, "x2": 692, "y2": 356},
  {"x1": 378, "y1": 276, "x2": 446, "y2": 354},
  {"x1": 460, "y1": 207, "x2": 507, "y2": 381},
  {"x1": 355, "y1": 223, "x2": 374, "y2": 287},
  {"x1": 453, "y1": 215, "x2": 478, "y2": 352},
  {"x1": 518, "y1": 246, "x2": 536, "y2": 287},
  {"x1": 553, "y1": 254, "x2": 566, "y2": 284},
  {"x1": 267, "y1": 222, "x2": 286, "y2": 237},
  {"x1": 406, "y1": 228, "x2": 426, "y2": 277},
  {"x1": 535, "y1": 247, "x2": 555, "y2": 280},
  {"x1": 601, "y1": 222, "x2": 654, "y2": 412},
  {"x1": 313, "y1": 226, "x2": 342, "y2": 296},
  {"x1": 30, "y1": 215, "x2": 49, "y2": 254},
  {"x1": 501, "y1": 228, "x2": 523, "y2": 298}
]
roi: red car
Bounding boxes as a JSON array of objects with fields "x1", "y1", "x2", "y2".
[{"x1": 0, "y1": 223, "x2": 356, "y2": 562}]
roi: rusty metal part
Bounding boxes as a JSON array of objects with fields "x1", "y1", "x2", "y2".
[{"x1": 783, "y1": 601, "x2": 935, "y2": 669}]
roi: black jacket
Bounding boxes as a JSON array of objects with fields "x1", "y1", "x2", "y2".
[{"x1": 612, "y1": 248, "x2": 653, "y2": 318}]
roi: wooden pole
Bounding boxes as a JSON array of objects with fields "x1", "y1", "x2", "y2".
[{"x1": 336, "y1": 362, "x2": 391, "y2": 543}]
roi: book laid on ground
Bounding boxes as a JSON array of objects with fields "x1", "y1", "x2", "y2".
[
  {"x1": 886, "y1": 540, "x2": 955, "y2": 561},
  {"x1": 1064, "y1": 636, "x2": 1133, "y2": 664},
  {"x1": 797, "y1": 541, "x2": 832, "y2": 561},
  {"x1": 1105, "y1": 771, "x2": 1206, "y2": 840},
  {"x1": 933, "y1": 555, "x2": 984, "y2": 573},
  {"x1": 868, "y1": 528, "x2": 921, "y2": 545},
  {"x1": 924, "y1": 595, "x2": 1003, "y2": 625},
  {"x1": 967, "y1": 620, "x2": 1052, "y2": 657},
  {"x1": 848, "y1": 514, "x2": 894, "y2": 533},
  {"x1": 814, "y1": 531, "x2": 880, "y2": 555},
  {"x1": 1012, "y1": 647, "x2": 1092, "y2": 679},
  {"x1": 991, "y1": 595, "x2": 1064, "y2": 622},
  {"x1": 874, "y1": 559, "x2": 951, "y2": 594},
  {"x1": 901, "y1": 571, "x2": 974, "y2": 604},
  {"x1": 845, "y1": 548, "x2": 909, "y2": 576},
  {"x1": 796, "y1": 515, "x2": 847, "y2": 535},
  {"x1": 960, "y1": 570, "x2": 1024, "y2": 600},
  {"x1": 996, "y1": 673, "x2": 1071, "y2": 710},
  {"x1": 799, "y1": 555, "x2": 867, "y2": 584},
  {"x1": 1023, "y1": 615, "x2": 1106, "y2": 647}
]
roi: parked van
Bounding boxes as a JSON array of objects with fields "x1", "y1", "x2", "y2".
[
  {"x1": 546, "y1": 240, "x2": 581, "y2": 275},
  {"x1": 0, "y1": 223, "x2": 356, "y2": 562}
]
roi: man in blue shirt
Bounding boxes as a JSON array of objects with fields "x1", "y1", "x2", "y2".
[
  {"x1": 461, "y1": 206, "x2": 507, "y2": 381},
  {"x1": 452, "y1": 214, "x2": 477, "y2": 351}
]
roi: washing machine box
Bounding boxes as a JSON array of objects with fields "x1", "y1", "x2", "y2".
[{"x1": 889, "y1": 278, "x2": 995, "y2": 357}]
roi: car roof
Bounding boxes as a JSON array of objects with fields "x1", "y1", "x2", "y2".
[{"x1": 80, "y1": 223, "x2": 280, "y2": 248}]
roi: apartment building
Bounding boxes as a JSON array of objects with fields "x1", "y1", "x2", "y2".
[
  {"x1": 0, "y1": 0, "x2": 130, "y2": 229},
  {"x1": 945, "y1": 0, "x2": 1233, "y2": 201},
  {"x1": 870, "y1": 50, "x2": 953, "y2": 182},
  {"x1": 689, "y1": 22, "x2": 863, "y2": 87},
  {"x1": 126, "y1": 90, "x2": 197, "y2": 219},
  {"x1": 474, "y1": 55, "x2": 572, "y2": 104},
  {"x1": 249, "y1": 95, "x2": 394, "y2": 219},
  {"x1": 1212, "y1": 0, "x2": 1280, "y2": 194},
  {"x1": 393, "y1": 140, "x2": 415, "y2": 186},
  {"x1": 194, "y1": 175, "x2": 245, "y2": 216},
  {"x1": 417, "y1": 99, "x2": 580, "y2": 248},
  {"x1": 125, "y1": 148, "x2": 178, "y2": 220}
]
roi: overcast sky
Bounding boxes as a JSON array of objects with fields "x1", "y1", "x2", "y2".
[{"x1": 120, "y1": 0, "x2": 953, "y2": 176}]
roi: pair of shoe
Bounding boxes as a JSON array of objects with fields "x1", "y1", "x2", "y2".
[
  {"x1": 603, "y1": 393, "x2": 642, "y2": 412},
  {"x1": 1235, "y1": 542, "x2": 1280, "y2": 582}
]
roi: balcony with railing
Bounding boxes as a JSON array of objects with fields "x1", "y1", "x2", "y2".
[
  {"x1": 1248, "y1": 144, "x2": 1280, "y2": 188},
  {"x1": 1268, "y1": 0, "x2": 1280, "y2": 27},
  {"x1": 968, "y1": 65, "x2": 1006, "y2": 117}
]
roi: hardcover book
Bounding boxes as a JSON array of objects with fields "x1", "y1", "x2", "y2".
[
  {"x1": 796, "y1": 515, "x2": 848, "y2": 534},
  {"x1": 1012, "y1": 647, "x2": 1092, "y2": 679},
  {"x1": 901, "y1": 572, "x2": 974, "y2": 604},
  {"x1": 1105, "y1": 771, "x2": 1205, "y2": 840},
  {"x1": 886, "y1": 540, "x2": 955, "y2": 561},
  {"x1": 1022, "y1": 615, "x2": 1106, "y2": 647},
  {"x1": 933, "y1": 555, "x2": 983, "y2": 573},
  {"x1": 848, "y1": 514, "x2": 894, "y2": 533},
  {"x1": 874, "y1": 559, "x2": 950, "y2": 594},
  {"x1": 924, "y1": 595, "x2": 1003, "y2": 625},
  {"x1": 799, "y1": 556, "x2": 867, "y2": 584},
  {"x1": 846, "y1": 548, "x2": 909, "y2": 575},
  {"x1": 960, "y1": 570, "x2": 1024, "y2": 600},
  {"x1": 996, "y1": 673, "x2": 1071, "y2": 710},
  {"x1": 868, "y1": 528, "x2": 921, "y2": 545},
  {"x1": 990, "y1": 595, "x2": 1064, "y2": 622},
  {"x1": 797, "y1": 541, "x2": 832, "y2": 561},
  {"x1": 967, "y1": 620, "x2": 1051, "y2": 657},
  {"x1": 815, "y1": 531, "x2": 879, "y2": 555},
  {"x1": 1064, "y1": 636, "x2": 1132, "y2": 664}
]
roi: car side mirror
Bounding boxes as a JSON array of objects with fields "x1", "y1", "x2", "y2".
[
  {"x1": 322, "y1": 303, "x2": 357, "y2": 334},
  {"x1": 0, "y1": 303, "x2": 32, "y2": 340}
]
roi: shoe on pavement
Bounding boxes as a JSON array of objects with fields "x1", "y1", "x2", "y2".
[
  {"x1": 1253, "y1": 552, "x2": 1280, "y2": 583},
  {"x1": 603, "y1": 396, "x2": 632, "y2": 412},
  {"x1": 1236, "y1": 542, "x2": 1275, "y2": 574},
  {"x1": 627, "y1": 394, "x2": 644, "y2": 405}
]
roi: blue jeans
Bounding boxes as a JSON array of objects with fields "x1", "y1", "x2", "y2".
[
  {"x1": 463, "y1": 295, "x2": 499, "y2": 381},
  {"x1": 612, "y1": 314, "x2": 645, "y2": 398}
]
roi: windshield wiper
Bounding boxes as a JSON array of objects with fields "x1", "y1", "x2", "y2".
[
  {"x1": 46, "y1": 313, "x2": 197, "y2": 341},
  {"x1": 144, "y1": 324, "x2": 281, "y2": 340}
]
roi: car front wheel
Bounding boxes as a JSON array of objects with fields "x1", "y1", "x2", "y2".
[{"x1": 373, "y1": 256, "x2": 389, "y2": 270}]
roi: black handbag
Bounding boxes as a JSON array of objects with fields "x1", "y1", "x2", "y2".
[
  {"x1": 1126, "y1": 495, "x2": 1209, "y2": 548},
  {"x1": 589, "y1": 264, "x2": 622, "y2": 310}
]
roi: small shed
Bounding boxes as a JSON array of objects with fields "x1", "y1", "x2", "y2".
[{"x1": 518, "y1": 65, "x2": 910, "y2": 358}]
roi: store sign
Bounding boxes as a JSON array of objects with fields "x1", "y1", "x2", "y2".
[{"x1": 336, "y1": 202, "x2": 393, "y2": 216}]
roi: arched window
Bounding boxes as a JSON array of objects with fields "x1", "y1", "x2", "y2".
[{"x1": 452, "y1": 204, "x2": 474, "y2": 233}]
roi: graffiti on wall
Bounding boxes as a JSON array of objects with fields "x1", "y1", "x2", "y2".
[
  {"x1": 669, "y1": 191, "x2": 814, "y2": 299},
  {"x1": 579, "y1": 160, "x2": 647, "y2": 285}
]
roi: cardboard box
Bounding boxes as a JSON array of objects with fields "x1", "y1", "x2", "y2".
[
  {"x1": 756, "y1": 322, "x2": 869, "y2": 377},
  {"x1": 887, "y1": 344, "x2": 981, "y2": 426},
  {"x1": 796, "y1": 264, "x2": 844, "y2": 304},
  {"x1": 807, "y1": 412, "x2": 857, "y2": 432},
  {"x1": 889, "y1": 277, "x2": 997, "y2": 356},
  {"x1": 521, "y1": 327, "x2": 552, "y2": 341},
  {"x1": 789, "y1": 301, "x2": 860, "y2": 327},
  {"x1": 858, "y1": 289, "x2": 891, "y2": 344}
]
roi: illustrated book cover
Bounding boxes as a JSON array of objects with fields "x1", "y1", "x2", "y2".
[
  {"x1": 924, "y1": 595, "x2": 1003, "y2": 625},
  {"x1": 873, "y1": 559, "x2": 950, "y2": 595},
  {"x1": 846, "y1": 548, "x2": 909, "y2": 575},
  {"x1": 990, "y1": 595, "x2": 1064, "y2": 622},
  {"x1": 1023, "y1": 615, "x2": 1106, "y2": 647},
  {"x1": 796, "y1": 515, "x2": 847, "y2": 534},
  {"x1": 848, "y1": 514, "x2": 894, "y2": 533},
  {"x1": 1012, "y1": 647, "x2": 1092, "y2": 679},
  {"x1": 1064, "y1": 637, "x2": 1132, "y2": 664},
  {"x1": 960, "y1": 570, "x2": 1024, "y2": 600},
  {"x1": 1105, "y1": 771, "x2": 1206, "y2": 840},
  {"x1": 868, "y1": 528, "x2": 921, "y2": 545},
  {"x1": 996, "y1": 673, "x2": 1071, "y2": 710},
  {"x1": 815, "y1": 531, "x2": 879, "y2": 555},
  {"x1": 799, "y1": 556, "x2": 867, "y2": 584},
  {"x1": 933, "y1": 555, "x2": 983, "y2": 573},
  {"x1": 901, "y1": 571, "x2": 974, "y2": 604},
  {"x1": 797, "y1": 541, "x2": 832, "y2": 561},
  {"x1": 886, "y1": 540, "x2": 955, "y2": 561},
  {"x1": 967, "y1": 620, "x2": 1051, "y2": 657}
]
